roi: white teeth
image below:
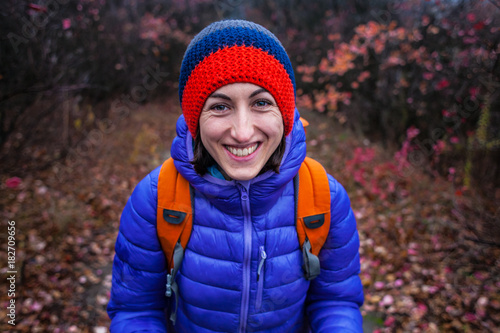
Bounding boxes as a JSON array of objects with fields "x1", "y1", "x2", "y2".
[{"x1": 226, "y1": 144, "x2": 258, "y2": 157}]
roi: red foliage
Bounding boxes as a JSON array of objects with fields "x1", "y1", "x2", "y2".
[
  {"x1": 436, "y1": 79, "x2": 450, "y2": 90},
  {"x1": 474, "y1": 21, "x2": 485, "y2": 31},
  {"x1": 27, "y1": 3, "x2": 47, "y2": 13}
]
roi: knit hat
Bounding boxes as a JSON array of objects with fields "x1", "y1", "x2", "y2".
[{"x1": 179, "y1": 19, "x2": 296, "y2": 139}]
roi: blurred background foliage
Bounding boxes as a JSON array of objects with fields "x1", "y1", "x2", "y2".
[{"x1": 1, "y1": 0, "x2": 499, "y2": 202}]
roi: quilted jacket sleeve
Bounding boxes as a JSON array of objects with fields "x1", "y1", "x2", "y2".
[
  {"x1": 107, "y1": 168, "x2": 169, "y2": 332},
  {"x1": 306, "y1": 175, "x2": 364, "y2": 332}
]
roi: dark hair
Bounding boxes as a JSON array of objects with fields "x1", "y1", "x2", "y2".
[{"x1": 191, "y1": 131, "x2": 287, "y2": 178}]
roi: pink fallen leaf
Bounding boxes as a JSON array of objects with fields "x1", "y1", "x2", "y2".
[
  {"x1": 384, "y1": 316, "x2": 396, "y2": 326},
  {"x1": 6, "y1": 177, "x2": 22, "y2": 189},
  {"x1": 476, "y1": 296, "x2": 488, "y2": 307},
  {"x1": 30, "y1": 301, "x2": 43, "y2": 312},
  {"x1": 62, "y1": 18, "x2": 71, "y2": 30},
  {"x1": 417, "y1": 303, "x2": 428, "y2": 312},
  {"x1": 464, "y1": 312, "x2": 476, "y2": 321},
  {"x1": 473, "y1": 271, "x2": 488, "y2": 281},
  {"x1": 380, "y1": 295, "x2": 394, "y2": 306},
  {"x1": 407, "y1": 248, "x2": 418, "y2": 255}
]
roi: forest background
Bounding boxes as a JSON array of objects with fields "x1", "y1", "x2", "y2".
[{"x1": 1, "y1": 0, "x2": 499, "y2": 332}]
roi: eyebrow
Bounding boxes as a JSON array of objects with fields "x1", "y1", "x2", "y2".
[
  {"x1": 208, "y1": 88, "x2": 269, "y2": 101},
  {"x1": 208, "y1": 93, "x2": 231, "y2": 100},
  {"x1": 249, "y1": 88, "x2": 268, "y2": 98}
]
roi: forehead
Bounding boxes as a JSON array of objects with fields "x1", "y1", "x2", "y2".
[{"x1": 208, "y1": 83, "x2": 272, "y2": 98}]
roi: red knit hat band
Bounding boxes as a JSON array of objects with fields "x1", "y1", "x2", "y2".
[{"x1": 181, "y1": 45, "x2": 295, "y2": 138}]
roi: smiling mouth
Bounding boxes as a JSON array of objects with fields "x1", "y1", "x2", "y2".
[{"x1": 225, "y1": 143, "x2": 259, "y2": 157}]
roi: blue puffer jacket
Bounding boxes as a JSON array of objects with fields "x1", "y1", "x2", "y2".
[{"x1": 107, "y1": 110, "x2": 364, "y2": 332}]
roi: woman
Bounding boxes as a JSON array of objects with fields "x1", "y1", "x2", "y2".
[{"x1": 107, "y1": 19, "x2": 364, "y2": 332}]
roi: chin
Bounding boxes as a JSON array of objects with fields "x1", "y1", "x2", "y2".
[
  {"x1": 227, "y1": 169, "x2": 259, "y2": 181},
  {"x1": 230, "y1": 174, "x2": 256, "y2": 181}
]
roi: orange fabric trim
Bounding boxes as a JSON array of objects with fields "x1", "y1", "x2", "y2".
[{"x1": 299, "y1": 117, "x2": 309, "y2": 128}]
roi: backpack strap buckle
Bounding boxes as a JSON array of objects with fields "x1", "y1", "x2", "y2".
[
  {"x1": 303, "y1": 214, "x2": 325, "y2": 229},
  {"x1": 302, "y1": 238, "x2": 321, "y2": 280},
  {"x1": 164, "y1": 241, "x2": 184, "y2": 324},
  {"x1": 163, "y1": 209, "x2": 187, "y2": 225},
  {"x1": 165, "y1": 270, "x2": 173, "y2": 297}
]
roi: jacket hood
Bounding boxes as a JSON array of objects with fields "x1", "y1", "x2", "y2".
[{"x1": 170, "y1": 109, "x2": 306, "y2": 214}]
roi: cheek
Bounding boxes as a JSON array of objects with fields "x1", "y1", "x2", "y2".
[
  {"x1": 262, "y1": 114, "x2": 284, "y2": 140},
  {"x1": 199, "y1": 116, "x2": 215, "y2": 139},
  {"x1": 199, "y1": 118, "x2": 225, "y2": 153}
]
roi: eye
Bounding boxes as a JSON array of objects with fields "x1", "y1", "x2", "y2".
[
  {"x1": 210, "y1": 104, "x2": 229, "y2": 112},
  {"x1": 254, "y1": 99, "x2": 273, "y2": 108}
]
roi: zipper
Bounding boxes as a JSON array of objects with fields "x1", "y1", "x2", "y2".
[
  {"x1": 238, "y1": 184, "x2": 252, "y2": 333},
  {"x1": 255, "y1": 245, "x2": 266, "y2": 311}
]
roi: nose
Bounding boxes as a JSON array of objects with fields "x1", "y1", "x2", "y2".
[{"x1": 230, "y1": 106, "x2": 254, "y2": 143}]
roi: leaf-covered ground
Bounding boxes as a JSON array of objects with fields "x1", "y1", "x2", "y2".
[{"x1": 1, "y1": 99, "x2": 499, "y2": 332}]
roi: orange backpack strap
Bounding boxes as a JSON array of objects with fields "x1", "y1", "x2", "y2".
[
  {"x1": 156, "y1": 157, "x2": 193, "y2": 324},
  {"x1": 295, "y1": 157, "x2": 331, "y2": 280}
]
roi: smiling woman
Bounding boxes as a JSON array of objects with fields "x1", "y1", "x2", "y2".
[
  {"x1": 108, "y1": 19, "x2": 364, "y2": 333},
  {"x1": 197, "y1": 83, "x2": 284, "y2": 181}
]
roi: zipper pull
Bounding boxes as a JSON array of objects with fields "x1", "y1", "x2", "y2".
[
  {"x1": 256, "y1": 246, "x2": 266, "y2": 311},
  {"x1": 239, "y1": 185, "x2": 248, "y2": 200},
  {"x1": 257, "y1": 246, "x2": 267, "y2": 281}
]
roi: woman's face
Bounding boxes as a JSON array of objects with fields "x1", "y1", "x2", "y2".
[{"x1": 199, "y1": 83, "x2": 284, "y2": 181}]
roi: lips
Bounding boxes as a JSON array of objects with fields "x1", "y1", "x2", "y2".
[{"x1": 225, "y1": 143, "x2": 259, "y2": 157}]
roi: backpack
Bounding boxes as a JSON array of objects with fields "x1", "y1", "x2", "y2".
[{"x1": 156, "y1": 156, "x2": 331, "y2": 324}]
